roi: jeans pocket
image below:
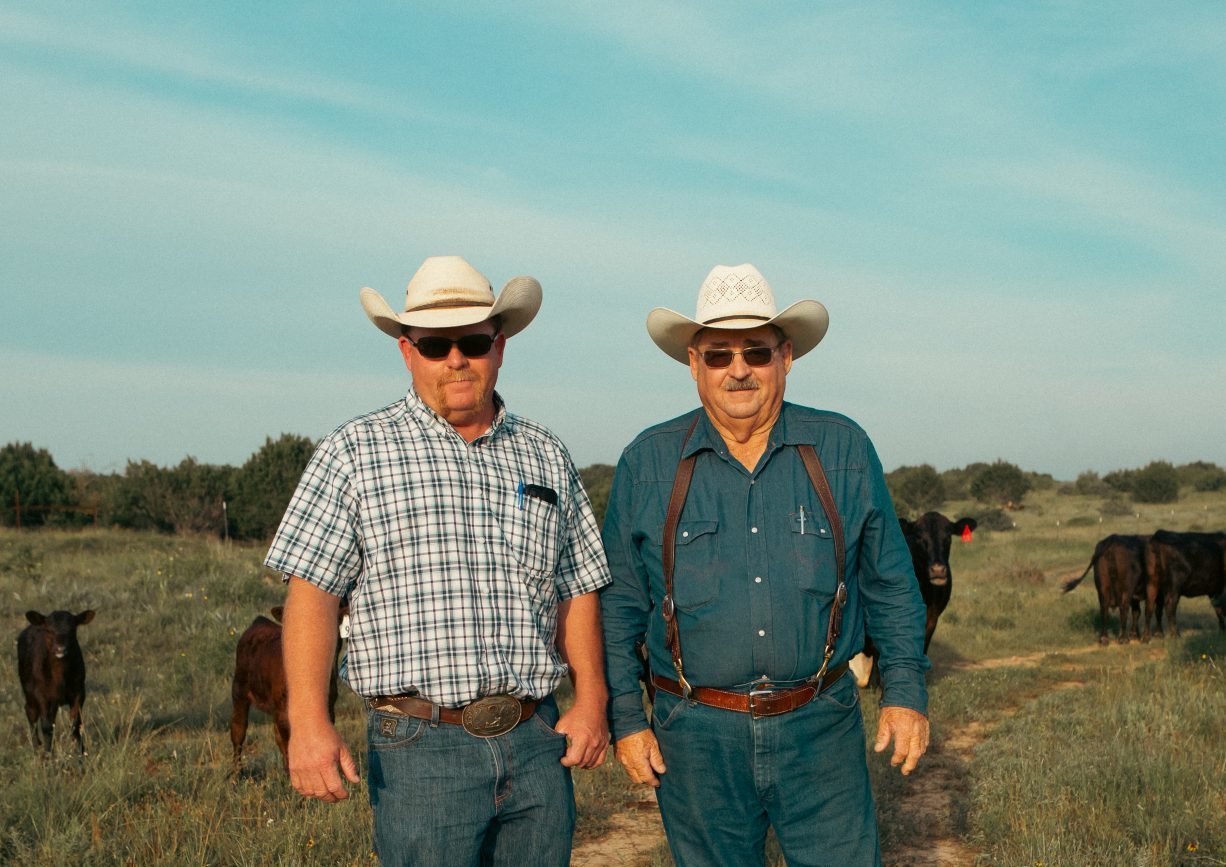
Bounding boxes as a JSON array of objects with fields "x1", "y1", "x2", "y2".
[
  {"x1": 529, "y1": 714, "x2": 568, "y2": 740},
  {"x1": 651, "y1": 691, "x2": 690, "y2": 731},
  {"x1": 367, "y1": 711, "x2": 427, "y2": 750},
  {"x1": 817, "y1": 673, "x2": 860, "y2": 710}
]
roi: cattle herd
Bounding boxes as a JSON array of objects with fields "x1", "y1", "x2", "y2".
[
  {"x1": 1061, "y1": 529, "x2": 1226, "y2": 644},
  {"x1": 12, "y1": 517, "x2": 1226, "y2": 763}
]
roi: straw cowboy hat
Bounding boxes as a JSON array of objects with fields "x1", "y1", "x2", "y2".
[
  {"x1": 647, "y1": 263, "x2": 830, "y2": 364},
  {"x1": 360, "y1": 255, "x2": 542, "y2": 339}
]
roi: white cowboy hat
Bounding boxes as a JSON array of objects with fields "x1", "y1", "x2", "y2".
[
  {"x1": 360, "y1": 255, "x2": 542, "y2": 339},
  {"x1": 647, "y1": 264, "x2": 829, "y2": 364}
]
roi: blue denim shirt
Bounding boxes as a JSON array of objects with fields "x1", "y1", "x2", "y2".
[{"x1": 600, "y1": 402, "x2": 929, "y2": 740}]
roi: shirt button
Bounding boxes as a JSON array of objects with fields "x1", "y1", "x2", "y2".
[
  {"x1": 681, "y1": 531, "x2": 689, "y2": 538},
  {"x1": 757, "y1": 629, "x2": 766, "y2": 637},
  {"x1": 751, "y1": 527, "x2": 759, "y2": 534},
  {"x1": 754, "y1": 576, "x2": 762, "y2": 584}
]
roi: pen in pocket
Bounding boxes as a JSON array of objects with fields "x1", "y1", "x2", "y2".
[{"x1": 516, "y1": 480, "x2": 525, "y2": 510}]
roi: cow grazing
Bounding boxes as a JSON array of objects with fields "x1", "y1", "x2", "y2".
[
  {"x1": 1062, "y1": 534, "x2": 1150, "y2": 644},
  {"x1": 1144, "y1": 530, "x2": 1226, "y2": 637},
  {"x1": 17, "y1": 609, "x2": 96, "y2": 756},
  {"x1": 861, "y1": 512, "x2": 976, "y2": 686},
  {"x1": 229, "y1": 603, "x2": 349, "y2": 772}
]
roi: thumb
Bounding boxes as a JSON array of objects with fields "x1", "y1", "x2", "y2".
[
  {"x1": 873, "y1": 719, "x2": 892, "y2": 753},
  {"x1": 648, "y1": 741, "x2": 667, "y2": 774},
  {"x1": 339, "y1": 745, "x2": 360, "y2": 783}
]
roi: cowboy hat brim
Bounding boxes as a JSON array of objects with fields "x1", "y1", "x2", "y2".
[
  {"x1": 360, "y1": 276, "x2": 542, "y2": 339},
  {"x1": 646, "y1": 299, "x2": 830, "y2": 364}
]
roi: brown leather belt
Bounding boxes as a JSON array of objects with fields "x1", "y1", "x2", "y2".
[
  {"x1": 652, "y1": 663, "x2": 849, "y2": 719},
  {"x1": 368, "y1": 694, "x2": 539, "y2": 738}
]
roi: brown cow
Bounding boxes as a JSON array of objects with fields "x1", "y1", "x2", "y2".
[
  {"x1": 229, "y1": 604, "x2": 349, "y2": 772},
  {"x1": 17, "y1": 609, "x2": 96, "y2": 756},
  {"x1": 1062, "y1": 534, "x2": 1150, "y2": 644},
  {"x1": 1144, "y1": 530, "x2": 1226, "y2": 637}
]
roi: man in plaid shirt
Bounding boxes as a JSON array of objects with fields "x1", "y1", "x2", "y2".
[{"x1": 266, "y1": 255, "x2": 611, "y2": 866}]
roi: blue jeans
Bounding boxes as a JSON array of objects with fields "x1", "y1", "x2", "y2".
[
  {"x1": 653, "y1": 674, "x2": 880, "y2": 867},
  {"x1": 367, "y1": 696, "x2": 574, "y2": 867}
]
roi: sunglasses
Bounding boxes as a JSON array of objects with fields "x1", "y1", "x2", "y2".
[
  {"x1": 699, "y1": 344, "x2": 782, "y2": 369},
  {"x1": 408, "y1": 333, "x2": 499, "y2": 360}
]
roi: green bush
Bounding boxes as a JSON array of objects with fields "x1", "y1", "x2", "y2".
[
  {"x1": 1073, "y1": 471, "x2": 1111, "y2": 496},
  {"x1": 1100, "y1": 495, "x2": 1133, "y2": 517},
  {"x1": 969, "y1": 460, "x2": 1031, "y2": 507},
  {"x1": 971, "y1": 507, "x2": 1014, "y2": 532},
  {"x1": 0, "y1": 442, "x2": 75, "y2": 528},
  {"x1": 1103, "y1": 468, "x2": 1135, "y2": 492},
  {"x1": 1131, "y1": 461, "x2": 1179, "y2": 504},
  {"x1": 885, "y1": 464, "x2": 946, "y2": 517},
  {"x1": 579, "y1": 463, "x2": 616, "y2": 526},
  {"x1": 229, "y1": 434, "x2": 316, "y2": 541}
]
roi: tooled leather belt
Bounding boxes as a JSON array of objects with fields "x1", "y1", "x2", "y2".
[
  {"x1": 368, "y1": 694, "x2": 539, "y2": 738},
  {"x1": 652, "y1": 663, "x2": 849, "y2": 718}
]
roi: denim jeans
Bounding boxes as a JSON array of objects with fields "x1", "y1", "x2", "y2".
[
  {"x1": 653, "y1": 674, "x2": 880, "y2": 867},
  {"x1": 366, "y1": 696, "x2": 574, "y2": 867}
]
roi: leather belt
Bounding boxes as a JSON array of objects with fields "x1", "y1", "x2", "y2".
[
  {"x1": 368, "y1": 694, "x2": 539, "y2": 738},
  {"x1": 652, "y1": 663, "x2": 849, "y2": 718}
]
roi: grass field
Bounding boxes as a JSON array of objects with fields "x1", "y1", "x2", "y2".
[{"x1": 1, "y1": 486, "x2": 1224, "y2": 865}]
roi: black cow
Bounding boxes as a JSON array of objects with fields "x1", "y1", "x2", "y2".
[
  {"x1": 1062, "y1": 534, "x2": 1150, "y2": 643},
  {"x1": 861, "y1": 512, "x2": 976, "y2": 685},
  {"x1": 1144, "y1": 530, "x2": 1226, "y2": 637},
  {"x1": 17, "y1": 609, "x2": 96, "y2": 756},
  {"x1": 230, "y1": 604, "x2": 349, "y2": 772}
]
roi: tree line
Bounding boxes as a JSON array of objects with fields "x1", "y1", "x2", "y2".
[{"x1": 2, "y1": 440, "x2": 1224, "y2": 539}]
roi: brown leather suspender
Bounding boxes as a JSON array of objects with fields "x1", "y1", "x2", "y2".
[{"x1": 660, "y1": 421, "x2": 848, "y2": 698}]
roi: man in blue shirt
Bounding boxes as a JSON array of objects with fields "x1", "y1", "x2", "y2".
[{"x1": 600, "y1": 263, "x2": 929, "y2": 866}]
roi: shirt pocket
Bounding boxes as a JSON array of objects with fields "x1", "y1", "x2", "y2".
[
  {"x1": 493, "y1": 488, "x2": 563, "y2": 577},
  {"x1": 671, "y1": 519, "x2": 720, "y2": 611},
  {"x1": 789, "y1": 504, "x2": 838, "y2": 598}
]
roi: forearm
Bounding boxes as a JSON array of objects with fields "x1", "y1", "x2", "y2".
[
  {"x1": 282, "y1": 576, "x2": 342, "y2": 725},
  {"x1": 557, "y1": 592, "x2": 608, "y2": 709}
]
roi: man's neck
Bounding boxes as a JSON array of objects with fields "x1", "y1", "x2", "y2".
[{"x1": 703, "y1": 404, "x2": 782, "y2": 470}]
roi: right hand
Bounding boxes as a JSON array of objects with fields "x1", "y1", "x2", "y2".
[
  {"x1": 288, "y1": 718, "x2": 360, "y2": 802},
  {"x1": 614, "y1": 729, "x2": 667, "y2": 788}
]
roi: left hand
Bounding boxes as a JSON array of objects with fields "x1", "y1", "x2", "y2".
[
  {"x1": 553, "y1": 700, "x2": 610, "y2": 770},
  {"x1": 873, "y1": 705, "x2": 930, "y2": 775}
]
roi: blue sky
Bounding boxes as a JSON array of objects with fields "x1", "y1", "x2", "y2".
[{"x1": 3, "y1": 2, "x2": 1224, "y2": 480}]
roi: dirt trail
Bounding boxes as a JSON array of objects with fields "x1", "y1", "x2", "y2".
[
  {"x1": 571, "y1": 795, "x2": 666, "y2": 866},
  {"x1": 573, "y1": 643, "x2": 1168, "y2": 866},
  {"x1": 885, "y1": 642, "x2": 1164, "y2": 867}
]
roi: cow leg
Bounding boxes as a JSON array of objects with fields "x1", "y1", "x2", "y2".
[
  {"x1": 38, "y1": 708, "x2": 56, "y2": 755},
  {"x1": 24, "y1": 700, "x2": 42, "y2": 750},
  {"x1": 1215, "y1": 604, "x2": 1225, "y2": 632},
  {"x1": 1166, "y1": 594, "x2": 1180, "y2": 638},
  {"x1": 272, "y1": 713, "x2": 291, "y2": 775},
  {"x1": 68, "y1": 696, "x2": 86, "y2": 757},
  {"x1": 1097, "y1": 596, "x2": 1110, "y2": 645},
  {"x1": 229, "y1": 692, "x2": 251, "y2": 770}
]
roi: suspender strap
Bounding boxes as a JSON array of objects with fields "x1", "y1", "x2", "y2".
[
  {"x1": 661, "y1": 415, "x2": 699, "y2": 697},
  {"x1": 797, "y1": 444, "x2": 847, "y2": 688},
  {"x1": 661, "y1": 426, "x2": 849, "y2": 698}
]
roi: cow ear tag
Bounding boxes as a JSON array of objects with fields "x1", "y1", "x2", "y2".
[{"x1": 961, "y1": 525, "x2": 973, "y2": 543}]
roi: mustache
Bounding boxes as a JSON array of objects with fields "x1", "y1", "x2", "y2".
[
  {"x1": 439, "y1": 372, "x2": 478, "y2": 385},
  {"x1": 722, "y1": 377, "x2": 760, "y2": 392}
]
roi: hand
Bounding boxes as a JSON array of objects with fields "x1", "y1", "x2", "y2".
[
  {"x1": 288, "y1": 718, "x2": 360, "y2": 802},
  {"x1": 873, "y1": 706, "x2": 930, "y2": 775},
  {"x1": 554, "y1": 700, "x2": 610, "y2": 769},
  {"x1": 614, "y1": 729, "x2": 667, "y2": 787}
]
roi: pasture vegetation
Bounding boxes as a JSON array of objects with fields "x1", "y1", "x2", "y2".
[{"x1": 2, "y1": 485, "x2": 1225, "y2": 865}]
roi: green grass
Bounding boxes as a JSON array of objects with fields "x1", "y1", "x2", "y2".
[{"x1": 3, "y1": 486, "x2": 1226, "y2": 865}]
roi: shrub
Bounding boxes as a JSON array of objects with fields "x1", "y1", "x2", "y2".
[
  {"x1": 970, "y1": 460, "x2": 1031, "y2": 507},
  {"x1": 579, "y1": 463, "x2": 616, "y2": 526},
  {"x1": 1177, "y1": 461, "x2": 1226, "y2": 492},
  {"x1": 1073, "y1": 471, "x2": 1111, "y2": 496},
  {"x1": 885, "y1": 464, "x2": 946, "y2": 517},
  {"x1": 229, "y1": 434, "x2": 316, "y2": 541},
  {"x1": 0, "y1": 442, "x2": 75, "y2": 528},
  {"x1": 1131, "y1": 461, "x2": 1179, "y2": 504},
  {"x1": 1100, "y1": 495, "x2": 1133, "y2": 517},
  {"x1": 972, "y1": 507, "x2": 1014, "y2": 532},
  {"x1": 1103, "y1": 469, "x2": 1136, "y2": 493}
]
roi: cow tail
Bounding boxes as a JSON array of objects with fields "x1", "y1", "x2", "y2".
[{"x1": 1062, "y1": 561, "x2": 1093, "y2": 593}]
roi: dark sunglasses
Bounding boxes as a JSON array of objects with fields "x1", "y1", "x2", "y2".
[
  {"x1": 408, "y1": 333, "x2": 499, "y2": 360},
  {"x1": 699, "y1": 344, "x2": 781, "y2": 369}
]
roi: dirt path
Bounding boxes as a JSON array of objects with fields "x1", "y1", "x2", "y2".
[
  {"x1": 885, "y1": 642, "x2": 1165, "y2": 867},
  {"x1": 573, "y1": 643, "x2": 1166, "y2": 866},
  {"x1": 571, "y1": 795, "x2": 666, "y2": 866}
]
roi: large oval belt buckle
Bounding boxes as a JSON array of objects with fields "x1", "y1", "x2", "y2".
[{"x1": 461, "y1": 695, "x2": 523, "y2": 738}]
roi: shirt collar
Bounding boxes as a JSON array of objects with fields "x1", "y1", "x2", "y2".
[
  {"x1": 682, "y1": 402, "x2": 794, "y2": 460},
  {"x1": 403, "y1": 387, "x2": 511, "y2": 441}
]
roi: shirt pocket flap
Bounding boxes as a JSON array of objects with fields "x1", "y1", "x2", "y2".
[{"x1": 675, "y1": 520, "x2": 718, "y2": 545}]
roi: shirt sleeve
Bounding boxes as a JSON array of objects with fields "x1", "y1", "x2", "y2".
[
  {"x1": 856, "y1": 439, "x2": 930, "y2": 714},
  {"x1": 553, "y1": 452, "x2": 612, "y2": 600},
  {"x1": 599, "y1": 452, "x2": 654, "y2": 740},
  {"x1": 264, "y1": 434, "x2": 362, "y2": 598}
]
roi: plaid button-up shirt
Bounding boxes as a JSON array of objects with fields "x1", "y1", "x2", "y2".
[{"x1": 265, "y1": 388, "x2": 611, "y2": 705}]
